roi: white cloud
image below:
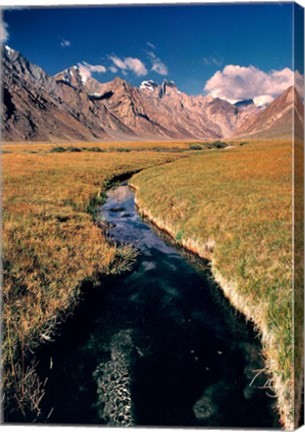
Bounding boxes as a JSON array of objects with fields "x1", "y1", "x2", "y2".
[
  {"x1": 124, "y1": 57, "x2": 147, "y2": 76},
  {"x1": 109, "y1": 65, "x2": 118, "y2": 73},
  {"x1": 147, "y1": 51, "x2": 168, "y2": 76},
  {"x1": 253, "y1": 95, "x2": 274, "y2": 107},
  {"x1": 83, "y1": 61, "x2": 107, "y2": 74},
  {"x1": 78, "y1": 61, "x2": 107, "y2": 80},
  {"x1": 109, "y1": 55, "x2": 147, "y2": 76},
  {"x1": 205, "y1": 65, "x2": 303, "y2": 105},
  {"x1": 0, "y1": 18, "x2": 9, "y2": 42},
  {"x1": 110, "y1": 55, "x2": 127, "y2": 70},
  {"x1": 60, "y1": 38, "x2": 71, "y2": 47}
]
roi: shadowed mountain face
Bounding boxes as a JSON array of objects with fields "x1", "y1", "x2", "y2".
[{"x1": 1, "y1": 45, "x2": 303, "y2": 142}]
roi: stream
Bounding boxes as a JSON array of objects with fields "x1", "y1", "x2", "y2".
[{"x1": 32, "y1": 182, "x2": 279, "y2": 427}]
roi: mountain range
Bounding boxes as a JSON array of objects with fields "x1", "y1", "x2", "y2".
[{"x1": 1, "y1": 44, "x2": 303, "y2": 142}]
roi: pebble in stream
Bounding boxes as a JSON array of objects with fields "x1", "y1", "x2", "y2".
[{"x1": 93, "y1": 329, "x2": 135, "y2": 426}]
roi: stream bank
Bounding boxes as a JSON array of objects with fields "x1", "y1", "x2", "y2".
[
  {"x1": 26, "y1": 182, "x2": 279, "y2": 427},
  {"x1": 130, "y1": 178, "x2": 289, "y2": 428}
]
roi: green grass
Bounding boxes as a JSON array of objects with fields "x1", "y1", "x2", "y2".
[
  {"x1": 50, "y1": 145, "x2": 105, "y2": 153},
  {"x1": 131, "y1": 139, "x2": 297, "y2": 428}
]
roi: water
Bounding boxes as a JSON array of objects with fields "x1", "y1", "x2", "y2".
[{"x1": 31, "y1": 183, "x2": 279, "y2": 427}]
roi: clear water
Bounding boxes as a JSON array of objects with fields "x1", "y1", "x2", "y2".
[{"x1": 23, "y1": 183, "x2": 279, "y2": 427}]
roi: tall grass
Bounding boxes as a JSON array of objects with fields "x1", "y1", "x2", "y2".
[
  {"x1": 2, "y1": 146, "x2": 185, "y2": 419},
  {"x1": 131, "y1": 140, "x2": 296, "y2": 428}
]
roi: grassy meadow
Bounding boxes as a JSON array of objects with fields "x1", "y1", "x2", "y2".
[
  {"x1": 131, "y1": 139, "x2": 295, "y2": 428},
  {"x1": 2, "y1": 142, "x2": 187, "y2": 418},
  {"x1": 2, "y1": 139, "x2": 299, "y2": 428}
]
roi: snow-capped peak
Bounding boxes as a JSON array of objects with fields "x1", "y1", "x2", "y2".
[
  {"x1": 139, "y1": 80, "x2": 159, "y2": 91},
  {"x1": 162, "y1": 79, "x2": 176, "y2": 87},
  {"x1": 54, "y1": 65, "x2": 88, "y2": 87},
  {"x1": 159, "y1": 79, "x2": 181, "y2": 97},
  {"x1": 62, "y1": 68, "x2": 75, "y2": 85},
  {"x1": 2, "y1": 44, "x2": 18, "y2": 60},
  {"x1": 4, "y1": 44, "x2": 13, "y2": 54}
]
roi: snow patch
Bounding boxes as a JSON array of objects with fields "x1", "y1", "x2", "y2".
[
  {"x1": 4, "y1": 45, "x2": 15, "y2": 57},
  {"x1": 80, "y1": 73, "x2": 87, "y2": 84},
  {"x1": 139, "y1": 80, "x2": 158, "y2": 91}
]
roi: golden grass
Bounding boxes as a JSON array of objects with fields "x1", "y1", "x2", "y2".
[
  {"x1": 3, "y1": 138, "x2": 301, "y2": 426},
  {"x1": 2, "y1": 144, "x2": 185, "y2": 417},
  {"x1": 131, "y1": 139, "x2": 298, "y2": 429}
]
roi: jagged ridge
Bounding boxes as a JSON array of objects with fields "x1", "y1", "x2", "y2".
[{"x1": 1, "y1": 45, "x2": 303, "y2": 142}]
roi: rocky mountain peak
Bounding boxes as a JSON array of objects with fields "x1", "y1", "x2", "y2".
[
  {"x1": 2, "y1": 44, "x2": 30, "y2": 71},
  {"x1": 162, "y1": 79, "x2": 177, "y2": 88},
  {"x1": 111, "y1": 76, "x2": 128, "y2": 87},
  {"x1": 2, "y1": 44, "x2": 58, "y2": 95},
  {"x1": 159, "y1": 79, "x2": 179, "y2": 98},
  {"x1": 54, "y1": 65, "x2": 87, "y2": 89},
  {"x1": 2, "y1": 45, "x2": 303, "y2": 142},
  {"x1": 2, "y1": 44, "x2": 19, "y2": 61},
  {"x1": 203, "y1": 95, "x2": 215, "y2": 104},
  {"x1": 266, "y1": 85, "x2": 302, "y2": 111},
  {"x1": 234, "y1": 85, "x2": 304, "y2": 139},
  {"x1": 139, "y1": 80, "x2": 159, "y2": 91},
  {"x1": 283, "y1": 85, "x2": 301, "y2": 105},
  {"x1": 139, "y1": 78, "x2": 180, "y2": 98}
]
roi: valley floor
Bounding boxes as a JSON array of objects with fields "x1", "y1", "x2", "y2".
[{"x1": 2, "y1": 139, "x2": 301, "y2": 428}]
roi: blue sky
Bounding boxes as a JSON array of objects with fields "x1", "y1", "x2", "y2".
[{"x1": 2, "y1": 3, "x2": 302, "y2": 102}]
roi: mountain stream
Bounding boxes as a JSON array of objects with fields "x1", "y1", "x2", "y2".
[{"x1": 33, "y1": 182, "x2": 279, "y2": 427}]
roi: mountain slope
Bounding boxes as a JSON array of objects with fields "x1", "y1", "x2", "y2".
[
  {"x1": 234, "y1": 86, "x2": 304, "y2": 140},
  {"x1": 2, "y1": 45, "x2": 109, "y2": 141},
  {"x1": 1, "y1": 45, "x2": 303, "y2": 142},
  {"x1": 54, "y1": 70, "x2": 227, "y2": 140}
]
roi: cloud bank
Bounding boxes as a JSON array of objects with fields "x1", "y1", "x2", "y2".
[
  {"x1": 205, "y1": 65, "x2": 304, "y2": 105},
  {"x1": 109, "y1": 55, "x2": 148, "y2": 76}
]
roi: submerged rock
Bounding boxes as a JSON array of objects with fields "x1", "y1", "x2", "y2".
[{"x1": 193, "y1": 394, "x2": 216, "y2": 420}]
